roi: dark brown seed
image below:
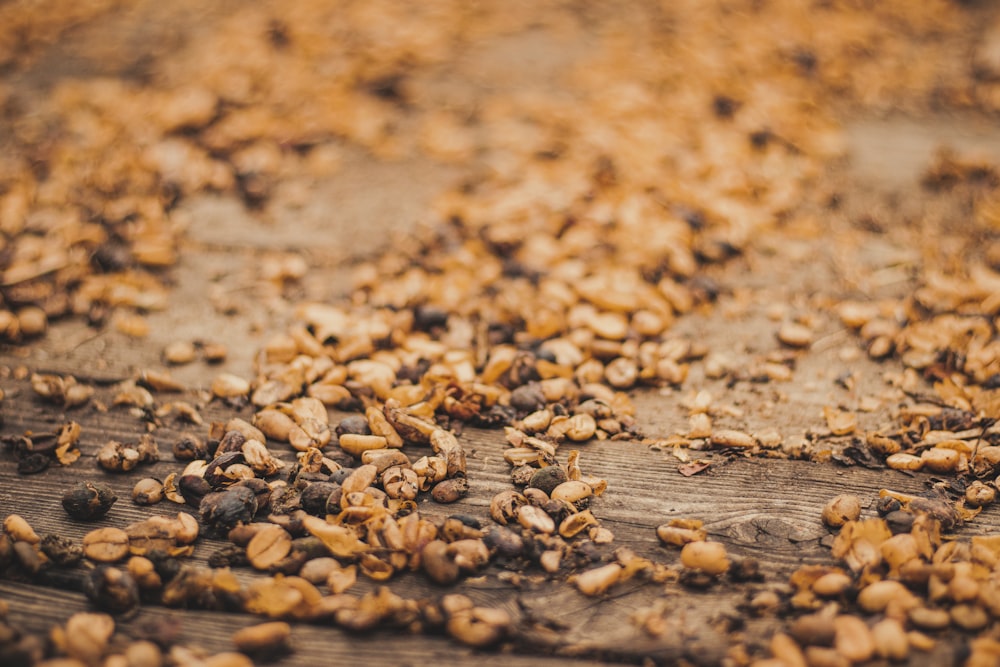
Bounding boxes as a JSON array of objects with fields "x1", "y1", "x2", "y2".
[
  {"x1": 13, "y1": 541, "x2": 48, "y2": 575},
  {"x1": 200, "y1": 487, "x2": 258, "y2": 533},
  {"x1": 336, "y1": 415, "x2": 371, "y2": 438},
  {"x1": 528, "y1": 466, "x2": 567, "y2": 495},
  {"x1": 40, "y1": 534, "x2": 83, "y2": 567},
  {"x1": 178, "y1": 474, "x2": 212, "y2": 507},
  {"x1": 300, "y1": 482, "x2": 338, "y2": 516},
  {"x1": 16, "y1": 453, "x2": 49, "y2": 475},
  {"x1": 208, "y1": 544, "x2": 249, "y2": 569},
  {"x1": 0, "y1": 631, "x2": 44, "y2": 666},
  {"x1": 510, "y1": 384, "x2": 546, "y2": 412},
  {"x1": 204, "y1": 451, "x2": 246, "y2": 488},
  {"x1": 83, "y1": 566, "x2": 140, "y2": 614},
  {"x1": 483, "y1": 527, "x2": 525, "y2": 559},
  {"x1": 173, "y1": 436, "x2": 208, "y2": 461},
  {"x1": 62, "y1": 482, "x2": 118, "y2": 521},
  {"x1": 432, "y1": 477, "x2": 469, "y2": 504}
]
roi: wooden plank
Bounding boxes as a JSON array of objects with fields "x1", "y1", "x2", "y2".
[
  {"x1": 0, "y1": 218, "x2": 995, "y2": 664},
  {"x1": 0, "y1": 356, "x2": 990, "y2": 666}
]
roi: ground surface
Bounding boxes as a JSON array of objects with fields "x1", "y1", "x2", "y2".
[{"x1": 3, "y1": 2, "x2": 1000, "y2": 666}]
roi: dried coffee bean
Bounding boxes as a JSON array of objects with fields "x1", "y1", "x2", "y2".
[
  {"x1": 268, "y1": 487, "x2": 303, "y2": 516},
  {"x1": 527, "y1": 466, "x2": 567, "y2": 495},
  {"x1": 550, "y1": 480, "x2": 593, "y2": 504},
  {"x1": 300, "y1": 482, "x2": 338, "y2": 516},
  {"x1": 232, "y1": 478, "x2": 273, "y2": 512},
  {"x1": 490, "y1": 491, "x2": 526, "y2": 525},
  {"x1": 884, "y1": 510, "x2": 915, "y2": 535},
  {"x1": 208, "y1": 544, "x2": 249, "y2": 569},
  {"x1": 200, "y1": 487, "x2": 258, "y2": 533},
  {"x1": 445, "y1": 607, "x2": 510, "y2": 647},
  {"x1": 510, "y1": 384, "x2": 546, "y2": 412},
  {"x1": 833, "y1": 615, "x2": 874, "y2": 663},
  {"x1": 871, "y1": 618, "x2": 908, "y2": 661},
  {"x1": 173, "y1": 436, "x2": 208, "y2": 461},
  {"x1": 440, "y1": 515, "x2": 483, "y2": 542},
  {"x1": 856, "y1": 580, "x2": 915, "y2": 614},
  {"x1": 180, "y1": 472, "x2": 213, "y2": 507},
  {"x1": 908, "y1": 606, "x2": 950, "y2": 631},
  {"x1": 789, "y1": 613, "x2": 836, "y2": 647},
  {"x1": 132, "y1": 479, "x2": 164, "y2": 506},
  {"x1": 336, "y1": 415, "x2": 371, "y2": 438},
  {"x1": 163, "y1": 341, "x2": 197, "y2": 365},
  {"x1": 574, "y1": 562, "x2": 624, "y2": 596},
  {"x1": 680, "y1": 541, "x2": 730, "y2": 575},
  {"x1": 875, "y1": 496, "x2": 901, "y2": 516},
  {"x1": 328, "y1": 467, "x2": 353, "y2": 485},
  {"x1": 729, "y1": 557, "x2": 763, "y2": 583},
  {"x1": 965, "y1": 480, "x2": 996, "y2": 507},
  {"x1": 517, "y1": 505, "x2": 555, "y2": 534},
  {"x1": 97, "y1": 441, "x2": 141, "y2": 472},
  {"x1": 40, "y1": 534, "x2": 83, "y2": 567},
  {"x1": 231, "y1": 621, "x2": 291, "y2": 656},
  {"x1": 422, "y1": 540, "x2": 460, "y2": 584},
  {"x1": 246, "y1": 525, "x2": 292, "y2": 571},
  {"x1": 63, "y1": 611, "x2": 114, "y2": 664},
  {"x1": 62, "y1": 482, "x2": 118, "y2": 521},
  {"x1": 83, "y1": 528, "x2": 130, "y2": 563},
  {"x1": 908, "y1": 497, "x2": 958, "y2": 531},
  {"x1": 16, "y1": 453, "x2": 49, "y2": 475},
  {"x1": 127, "y1": 556, "x2": 163, "y2": 590},
  {"x1": 510, "y1": 464, "x2": 535, "y2": 487},
  {"x1": 299, "y1": 557, "x2": 340, "y2": 584},
  {"x1": 3, "y1": 515, "x2": 40, "y2": 544},
  {"x1": 821, "y1": 495, "x2": 861, "y2": 528},
  {"x1": 125, "y1": 641, "x2": 163, "y2": 667},
  {"x1": 432, "y1": 477, "x2": 469, "y2": 503},
  {"x1": 484, "y1": 527, "x2": 524, "y2": 559},
  {"x1": 13, "y1": 541, "x2": 48, "y2": 575},
  {"x1": 777, "y1": 322, "x2": 813, "y2": 348},
  {"x1": 83, "y1": 566, "x2": 140, "y2": 614},
  {"x1": 204, "y1": 451, "x2": 247, "y2": 488},
  {"x1": 710, "y1": 429, "x2": 756, "y2": 449}
]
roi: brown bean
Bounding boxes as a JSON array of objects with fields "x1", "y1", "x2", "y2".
[
  {"x1": 83, "y1": 528, "x2": 130, "y2": 563},
  {"x1": 833, "y1": 615, "x2": 874, "y2": 663},
  {"x1": 680, "y1": 541, "x2": 730, "y2": 575},
  {"x1": 3, "y1": 514, "x2": 39, "y2": 544},
  {"x1": 821, "y1": 495, "x2": 861, "y2": 528},
  {"x1": 246, "y1": 525, "x2": 292, "y2": 570},
  {"x1": 231, "y1": 621, "x2": 291, "y2": 655},
  {"x1": 871, "y1": 617, "x2": 908, "y2": 661}
]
